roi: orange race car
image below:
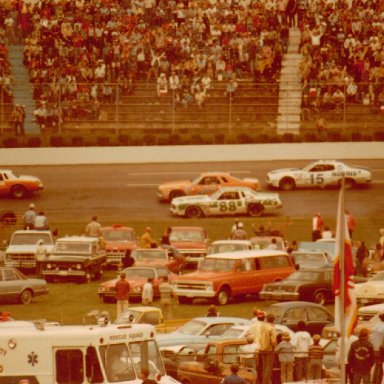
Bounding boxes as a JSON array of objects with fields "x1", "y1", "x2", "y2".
[
  {"x1": 0, "y1": 169, "x2": 43, "y2": 199},
  {"x1": 157, "y1": 171, "x2": 260, "y2": 202}
]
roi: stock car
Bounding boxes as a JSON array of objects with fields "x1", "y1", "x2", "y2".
[
  {"x1": 157, "y1": 172, "x2": 260, "y2": 202},
  {"x1": 266, "y1": 160, "x2": 371, "y2": 191},
  {"x1": 0, "y1": 169, "x2": 44, "y2": 199},
  {"x1": 170, "y1": 187, "x2": 282, "y2": 218}
]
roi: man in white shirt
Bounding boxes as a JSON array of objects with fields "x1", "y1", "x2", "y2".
[{"x1": 141, "y1": 278, "x2": 154, "y2": 305}]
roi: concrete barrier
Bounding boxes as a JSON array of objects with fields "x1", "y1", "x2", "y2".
[{"x1": 1, "y1": 142, "x2": 383, "y2": 165}]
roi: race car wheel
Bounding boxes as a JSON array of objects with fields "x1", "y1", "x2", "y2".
[
  {"x1": 169, "y1": 190, "x2": 185, "y2": 201},
  {"x1": 178, "y1": 296, "x2": 193, "y2": 304},
  {"x1": 279, "y1": 177, "x2": 296, "y2": 191},
  {"x1": 344, "y1": 178, "x2": 356, "y2": 190},
  {"x1": 185, "y1": 205, "x2": 202, "y2": 218},
  {"x1": 11, "y1": 184, "x2": 27, "y2": 199},
  {"x1": 20, "y1": 289, "x2": 32, "y2": 305},
  {"x1": 215, "y1": 287, "x2": 231, "y2": 305},
  {"x1": 313, "y1": 290, "x2": 326, "y2": 305},
  {"x1": 247, "y1": 203, "x2": 264, "y2": 217}
]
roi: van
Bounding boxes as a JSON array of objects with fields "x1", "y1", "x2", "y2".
[{"x1": 172, "y1": 250, "x2": 295, "y2": 305}]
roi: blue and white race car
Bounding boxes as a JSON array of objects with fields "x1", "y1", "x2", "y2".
[
  {"x1": 170, "y1": 186, "x2": 282, "y2": 218},
  {"x1": 266, "y1": 160, "x2": 371, "y2": 191}
]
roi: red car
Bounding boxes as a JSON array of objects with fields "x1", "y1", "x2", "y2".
[{"x1": 97, "y1": 266, "x2": 176, "y2": 303}]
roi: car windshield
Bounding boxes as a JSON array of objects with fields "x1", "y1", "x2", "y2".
[
  {"x1": 301, "y1": 161, "x2": 318, "y2": 172},
  {"x1": 11, "y1": 233, "x2": 53, "y2": 245},
  {"x1": 176, "y1": 320, "x2": 208, "y2": 335},
  {"x1": 169, "y1": 230, "x2": 205, "y2": 242},
  {"x1": 292, "y1": 253, "x2": 325, "y2": 263},
  {"x1": 251, "y1": 238, "x2": 284, "y2": 250},
  {"x1": 132, "y1": 250, "x2": 167, "y2": 261},
  {"x1": 55, "y1": 242, "x2": 91, "y2": 253},
  {"x1": 266, "y1": 306, "x2": 284, "y2": 321},
  {"x1": 124, "y1": 268, "x2": 156, "y2": 279},
  {"x1": 369, "y1": 272, "x2": 384, "y2": 281},
  {"x1": 114, "y1": 309, "x2": 143, "y2": 324},
  {"x1": 102, "y1": 229, "x2": 135, "y2": 241},
  {"x1": 219, "y1": 328, "x2": 244, "y2": 339},
  {"x1": 286, "y1": 271, "x2": 320, "y2": 281},
  {"x1": 199, "y1": 258, "x2": 236, "y2": 272},
  {"x1": 210, "y1": 244, "x2": 249, "y2": 254}
]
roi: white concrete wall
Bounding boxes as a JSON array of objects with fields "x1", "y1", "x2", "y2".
[{"x1": 1, "y1": 142, "x2": 383, "y2": 165}]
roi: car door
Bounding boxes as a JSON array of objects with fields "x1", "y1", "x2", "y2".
[
  {"x1": 209, "y1": 191, "x2": 244, "y2": 216},
  {"x1": 0, "y1": 268, "x2": 20, "y2": 300},
  {"x1": 303, "y1": 164, "x2": 328, "y2": 187},
  {"x1": 306, "y1": 306, "x2": 334, "y2": 335}
]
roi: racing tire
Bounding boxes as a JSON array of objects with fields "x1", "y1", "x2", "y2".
[
  {"x1": 215, "y1": 287, "x2": 231, "y2": 305},
  {"x1": 178, "y1": 296, "x2": 193, "y2": 305},
  {"x1": 185, "y1": 205, "x2": 203, "y2": 218},
  {"x1": 247, "y1": 203, "x2": 264, "y2": 217},
  {"x1": 313, "y1": 290, "x2": 326, "y2": 305},
  {"x1": 344, "y1": 178, "x2": 356, "y2": 190},
  {"x1": 169, "y1": 190, "x2": 185, "y2": 201},
  {"x1": 279, "y1": 177, "x2": 296, "y2": 191},
  {"x1": 20, "y1": 289, "x2": 33, "y2": 305},
  {"x1": 10, "y1": 184, "x2": 27, "y2": 199}
]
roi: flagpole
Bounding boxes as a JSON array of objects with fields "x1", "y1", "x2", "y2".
[{"x1": 339, "y1": 176, "x2": 346, "y2": 384}]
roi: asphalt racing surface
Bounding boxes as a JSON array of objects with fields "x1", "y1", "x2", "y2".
[{"x1": 1, "y1": 159, "x2": 383, "y2": 224}]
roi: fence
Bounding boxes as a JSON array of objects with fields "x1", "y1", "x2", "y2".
[{"x1": 3, "y1": 80, "x2": 384, "y2": 136}]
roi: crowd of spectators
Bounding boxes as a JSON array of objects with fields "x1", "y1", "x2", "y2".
[{"x1": 0, "y1": 0, "x2": 382, "y2": 129}]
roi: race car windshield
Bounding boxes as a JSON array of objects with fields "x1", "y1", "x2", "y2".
[
  {"x1": 11, "y1": 233, "x2": 53, "y2": 245},
  {"x1": 199, "y1": 258, "x2": 236, "y2": 272}
]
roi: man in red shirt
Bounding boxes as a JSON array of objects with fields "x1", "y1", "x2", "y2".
[{"x1": 115, "y1": 272, "x2": 130, "y2": 319}]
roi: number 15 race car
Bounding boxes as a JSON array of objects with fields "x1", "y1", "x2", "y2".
[
  {"x1": 266, "y1": 160, "x2": 371, "y2": 191},
  {"x1": 170, "y1": 187, "x2": 282, "y2": 218}
]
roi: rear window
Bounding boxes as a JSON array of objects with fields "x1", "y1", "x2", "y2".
[{"x1": 258, "y1": 255, "x2": 290, "y2": 269}]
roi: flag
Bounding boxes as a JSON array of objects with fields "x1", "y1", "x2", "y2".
[{"x1": 333, "y1": 181, "x2": 358, "y2": 337}]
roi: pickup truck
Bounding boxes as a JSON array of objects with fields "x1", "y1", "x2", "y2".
[
  {"x1": 177, "y1": 339, "x2": 257, "y2": 384},
  {"x1": 113, "y1": 306, "x2": 188, "y2": 334}
]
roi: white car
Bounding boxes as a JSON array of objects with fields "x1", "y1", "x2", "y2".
[
  {"x1": 357, "y1": 303, "x2": 384, "y2": 322},
  {"x1": 266, "y1": 160, "x2": 371, "y2": 191},
  {"x1": 217, "y1": 324, "x2": 295, "y2": 341},
  {"x1": 356, "y1": 271, "x2": 384, "y2": 305},
  {"x1": 208, "y1": 240, "x2": 253, "y2": 255},
  {"x1": 170, "y1": 187, "x2": 282, "y2": 218}
]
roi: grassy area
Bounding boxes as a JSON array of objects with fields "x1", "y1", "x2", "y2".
[{"x1": 2, "y1": 215, "x2": 380, "y2": 325}]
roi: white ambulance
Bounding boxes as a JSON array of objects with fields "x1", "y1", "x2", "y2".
[{"x1": 0, "y1": 320, "x2": 181, "y2": 384}]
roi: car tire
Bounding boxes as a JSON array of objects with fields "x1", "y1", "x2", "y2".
[
  {"x1": 313, "y1": 290, "x2": 326, "y2": 305},
  {"x1": 185, "y1": 205, "x2": 202, "y2": 218},
  {"x1": 170, "y1": 190, "x2": 185, "y2": 201},
  {"x1": 11, "y1": 184, "x2": 27, "y2": 199},
  {"x1": 20, "y1": 289, "x2": 32, "y2": 305},
  {"x1": 178, "y1": 296, "x2": 193, "y2": 304},
  {"x1": 215, "y1": 287, "x2": 230, "y2": 305},
  {"x1": 247, "y1": 203, "x2": 264, "y2": 217},
  {"x1": 279, "y1": 177, "x2": 296, "y2": 191}
]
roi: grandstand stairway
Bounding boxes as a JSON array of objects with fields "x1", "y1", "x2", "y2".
[
  {"x1": 8, "y1": 45, "x2": 39, "y2": 135},
  {"x1": 277, "y1": 27, "x2": 303, "y2": 134}
]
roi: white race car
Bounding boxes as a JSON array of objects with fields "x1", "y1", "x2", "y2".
[
  {"x1": 266, "y1": 160, "x2": 371, "y2": 191},
  {"x1": 170, "y1": 186, "x2": 282, "y2": 218}
]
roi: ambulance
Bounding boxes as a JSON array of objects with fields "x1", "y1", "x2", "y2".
[{"x1": 0, "y1": 320, "x2": 181, "y2": 384}]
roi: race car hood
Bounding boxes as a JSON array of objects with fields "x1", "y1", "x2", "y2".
[
  {"x1": 172, "y1": 195, "x2": 212, "y2": 205},
  {"x1": 159, "y1": 180, "x2": 193, "y2": 190},
  {"x1": 6, "y1": 244, "x2": 54, "y2": 253}
]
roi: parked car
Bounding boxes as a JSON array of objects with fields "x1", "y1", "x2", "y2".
[
  {"x1": 357, "y1": 303, "x2": 384, "y2": 322},
  {"x1": 355, "y1": 271, "x2": 384, "y2": 305},
  {"x1": 249, "y1": 236, "x2": 286, "y2": 251},
  {"x1": 131, "y1": 248, "x2": 186, "y2": 274},
  {"x1": 207, "y1": 240, "x2": 253, "y2": 255},
  {"x1": 266, "y1": 301, "x2": 334, "y2": 335},
  {"x1": 156, "y1": 317, "x2": 250, "y2": 348},
  {"x1": 362, "y1": 252, "x2": 384, "y2": 277},
  {"x1": 0, "y1": 169, "x2": 44, "y2": 199},
  {"x1": 100, "y1": 225, "x2": 138, "y2": 268},
  {"x1": 98, "y1": 266, "x2": 176, "y2": 302},
  {"x1": 298, "y1": 241, "x2": 336, "y2": 262},
  {"x1": 0, "y1": 266, "x2": 48, "y2": 304},
  {"x1": 172, "y1": 250, "x2": 295, "y2": 305},
  {"x1": 259, "y1": 268, "x2": 334, "y2": 305},
  {"x1": 266, "y1": 159, "x2": 372, "y2": 191},
  {"x1": 290, "y1": 250, "x2": 331, "y2": 269},
  {"x1": 5, "y1": 230, "x2": 55, "y2": 271},
  {"x1": 170, "y1": 187, "x2": 282, "y2": 218},
  {"x1": 41, "y1": 236, "x2": 106, "y2": 283},
  {"x1": 168, "y1": 226, "x2": 209, "y2": 268},
  {"x1": 157, "y1": 171, "x2": 261, "y2": 202}
]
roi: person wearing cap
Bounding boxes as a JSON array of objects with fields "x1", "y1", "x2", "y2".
[
  {"x1": 258, "y1": 314, "x2": 277, "y2": 384},
  {"x1": 85, "y1": 216, "x2": 102, "y2": 237},
  {"x1": 140, "y1": 227, "x2": 156, "y2": 248},
  {"x1": 349, "y1": 328, "x2": 375, "y2": 384},
  {"x1": 240, "y1": 332, "x2": 258, "y2": 368},
  {"x1": 231, "y1": 222, "x2": 247, "y2": 240},
  {"x1": 308, "y1": 334, "x2": 323, "y2": 380},
  {"x1": 275, "y1": 332, "x2": 294, "y2": 383},
  {"x1": 35, "y1": 239, "x2": 48, "y2": 278},
  {"x1": 23, "y1": 203, "x2": 36, "y2": 230},
  {"x1": 370, "y1": 312, "x2": 384, "y2": 384}
]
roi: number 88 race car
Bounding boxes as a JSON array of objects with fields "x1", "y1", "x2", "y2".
[
  {"x1": 170, "y1": 186, "x2": 282, "y2": 218},
  {"x1": 266, "y1": 160, "x2": 371, "y2": 191}
]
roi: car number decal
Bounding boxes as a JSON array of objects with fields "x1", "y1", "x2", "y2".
[
  {"x1": 310, "y1": 174, "x2": 325, "y2": 184},
  {"x1": 219, "y1": 201, "x2": 240, "y2": 212}
]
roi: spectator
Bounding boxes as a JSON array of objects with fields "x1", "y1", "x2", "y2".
[
  {"x1": 267, "y1": 238, "x2": 278, "y2": 250},
  {"x1": 308, "y1": 334, "x2": 323, "y2": 380},
  {"x1": 259, "y1": 314, "x2": 277, "y2": 384},
  {"x1": 115, "y1": 272, "x2": 130, "y2": 319},
  {"x1": 275, "y1": 332, "x2": 294, "y2": 383},
  {"x1": 34, "y1": 211, "x2": 49, "y2": 230},
  {"x1": 240, "y1": 333, "x2": 258, "y2": 369},
  {"x1": 35, "y1": 239, "x2": 48, "y2": 279},
  {"x1": 23, "y1": 203, "x2": 36, "y2": 230},
  {"x1": 85, "y1": 216, "x2": 102, "y2": 237},
  {"x1": 141, "y1": 278, "x2": 154, "y2": 306},
  {"x1": 159, "y1": 276, "x2": 175, "y2": 320},
  {"x1": 312, "y1": 212, "x2": 324, "y2": 241},
  {"x1": 221, "y1": 364, "x2": 246, "y2": 384},
  {"x1": 140, "y1": 367, "x2": 157, "y2": 384},
  {"x1": 293, "y1": 320, "x2": 312, "y2": 381},
  {"x1": 231, "y1": 222, "x2": 248, "y2": 240},
  {"x1": 121, "y1": 250, "x2": 135, "y2": 269},
  {"x1": 140, "y1": 227, "x2": 156, "y2": 249},
  {"x1": 207, "y1": 305, "x2": 219, "y2": 317},
  {"x1": 355, "y1": 241, "x2": 369, "y2": 276},
  {"x1": 345, "y1": 209, "x2": 356, "y2": 239},
  {"x1": 321, "y1": 226, "x2": 334, "y2": 239}
]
